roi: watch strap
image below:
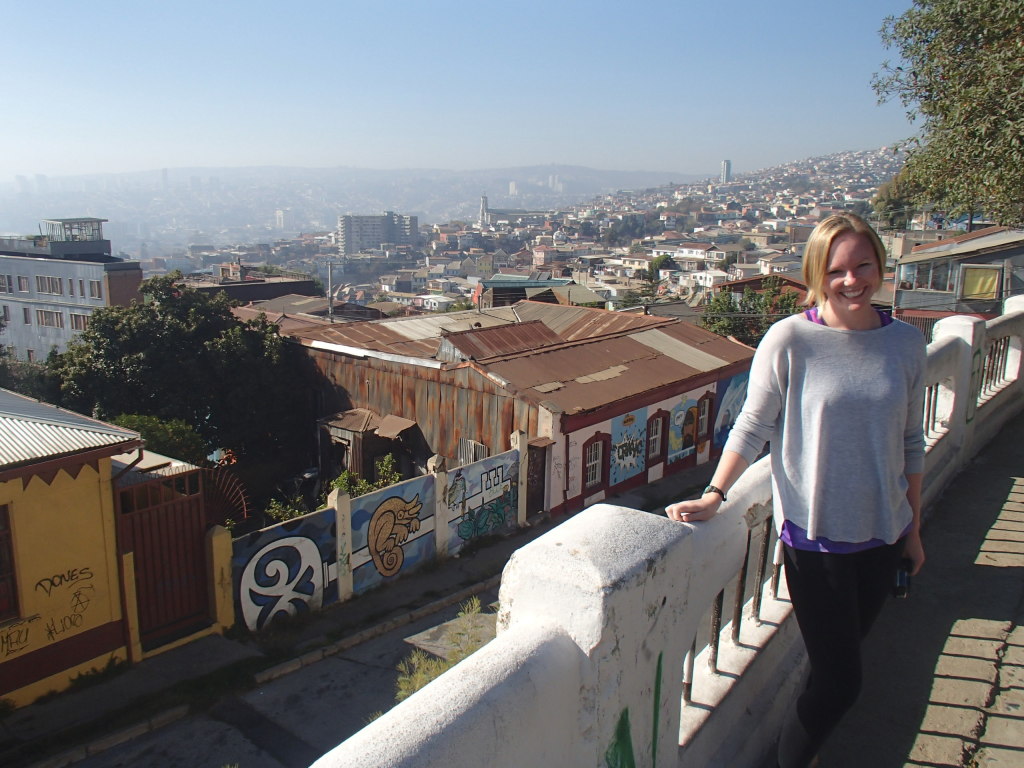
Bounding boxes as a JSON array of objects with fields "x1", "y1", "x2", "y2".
[{"x1": 703, "y1": 484, "x2": 727, "y2": 502}]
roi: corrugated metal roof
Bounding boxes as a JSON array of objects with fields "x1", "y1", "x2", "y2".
[
  {"x1": 0, "y1": 389, "x2": 140, "y2": 468},
  {"x1": 437, "y1": 321, "x2": 564, "y2": 362},
  {"x1": 290, "y1": 308, "x2": 519, "y2": 358},
  {"x1": 513, "y1": 301, "x2": 670, "y2": 340},
  {"x1": 899, "y1": 228, "x2": 1024, "y2": 264},
  {"x1": 111, "y1": 450, "x2": 201, "y2": 487},
  {"x1": 480, "y1": 320, "x2": 753, "y2": 413}
]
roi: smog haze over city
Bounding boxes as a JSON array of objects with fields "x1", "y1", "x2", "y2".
[{"x1": 4, "y1": 0, "x2": 914, "y2": 181}]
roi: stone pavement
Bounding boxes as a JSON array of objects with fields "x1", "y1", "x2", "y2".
[{"x1": 821, "y1": 409, "x2": 1024, "y2": 768}]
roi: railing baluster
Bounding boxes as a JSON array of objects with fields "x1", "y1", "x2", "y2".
[
  {"x1": 682, "y1": 637, "x2": 696, "y2": 703},
  {"x1": 708, "y1": 589, "x2": 724, "y2": 672},
  {"x1": 731, "y1": 529, "x2": 752, "y2": 643},
  {"x1": 752, "y1": 518, "x2": 771, "y2": 623},
  {"x1": 771, "y1": 539, "x2": 783, "y2": 600}
]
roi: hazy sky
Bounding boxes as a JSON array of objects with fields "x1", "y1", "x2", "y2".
[{"x1": 2, "y1": 0, "x2": 916, "y2": 180}]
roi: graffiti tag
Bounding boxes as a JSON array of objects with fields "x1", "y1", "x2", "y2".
[
  {"x1": 0, "y1": 615, "x2": 40, "y2": 657},
  {"x1": 45, "y1": 613, "x2": 83, "y2": 641},
  {"x1": 35, "y1": 566, "x2": 94, "y2": 597}
]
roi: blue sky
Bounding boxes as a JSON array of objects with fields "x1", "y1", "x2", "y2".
[{"x1": 1, "y1": 0, "x2": 916, "y2": 179}]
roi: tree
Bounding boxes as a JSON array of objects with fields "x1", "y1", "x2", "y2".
[
  {"x1": 873, "y1": 0, "x2": 1024, "y2": 224},
  {"x1": 873, "y1": 167, "x2": 926, "y2": 230},
  {"x1": 112, "y1": 414, "x2": 210, "y2": 466},
  {"x1": 50, "y1": 273, "x2": 312, "y2": 501},
  {"x1": 701, "y1": 276, "x2": 803, "y2": 346}
]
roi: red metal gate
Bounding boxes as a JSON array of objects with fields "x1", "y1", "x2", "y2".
[{"x1": 117, "y1": 472, "x2": 212, "y2": 651}]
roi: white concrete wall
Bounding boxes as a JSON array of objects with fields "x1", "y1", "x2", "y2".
[{"x1": 311, "y1": 300, "x2": 1024, "y2": 768}]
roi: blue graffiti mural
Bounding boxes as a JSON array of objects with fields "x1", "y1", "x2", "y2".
[
  {"x1": 610, "y1": 409, "x2": 647, "y2": 486},
  {"x1": 351, "y1": 475, "x2": 435, "y2": 595},
  {"x1": 232, "y1": 508, "x2": 338, "y2": 631},
  {"x1": 713, "y1": 371, "x2": 749, "y2": 448},
  {"x1": 445, "y1": 451, "x2": 519, "y2": 557}
]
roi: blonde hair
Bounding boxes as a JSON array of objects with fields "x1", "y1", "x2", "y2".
[{"x1": 801, "y1": 213, "x2": 886, "y2": 307}]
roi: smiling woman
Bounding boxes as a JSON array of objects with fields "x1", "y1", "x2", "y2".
[{"x1": 666, "y1": 213, "x2": 927, "y2": 768}]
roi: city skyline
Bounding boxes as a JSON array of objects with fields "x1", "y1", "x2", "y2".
[{"x1": 4, "y1": 0, "x2": 916, "y2": 181}]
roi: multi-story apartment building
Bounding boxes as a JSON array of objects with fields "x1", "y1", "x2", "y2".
[
  {"x1": 0, "y1": 218, "x2": 142, "y2": 360},
  {"x1": 336, "y1": 212, "x2": 418, "y2": 255}
]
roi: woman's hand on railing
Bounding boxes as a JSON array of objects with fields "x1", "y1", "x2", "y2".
[{"x1": 666, "y1": 494, "x2": 723, "y2": 523}]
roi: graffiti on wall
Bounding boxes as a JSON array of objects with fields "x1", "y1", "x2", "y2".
[
  {"x1": 445, "y1": 451, "x2": 519, "y2": 556},
  {"x1": 233, "y1": 508, "x2": 338, "y2": 631},
  {"x1": 32, "y1": 563, "x2": 97, "y2": 643},
  {"x1": 667, "y1": 398, "x2": 699, "y2": 464},
  {"x1": 351, "y1": 475, "x2": 435, "y2": 595},
  {"x1": 1, "y1": 615, "x2": 40, "y2": 657},
  {"x1": 610, "y1": 409, "x2": 647, "y2": 486},
  {"x1": 713, "y1": 371, "x2": 749, "y2": 447}
]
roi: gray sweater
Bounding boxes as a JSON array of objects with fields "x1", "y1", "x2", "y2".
[{"x1": 724, "y1": 313, "x2": 926, "y2": 544}]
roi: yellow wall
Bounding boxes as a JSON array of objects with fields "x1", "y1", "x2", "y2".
[{"x1": 0, "y1": 457, "x2": 127, "y2": 706}]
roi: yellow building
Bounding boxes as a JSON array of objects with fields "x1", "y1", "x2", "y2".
[{"x1": 0, "y1": 388, "x2": 141, "y2": 707}]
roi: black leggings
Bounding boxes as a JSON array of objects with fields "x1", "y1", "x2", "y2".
[{"x1": 777, "y1": 540, "x2": 904, "y2": 768}]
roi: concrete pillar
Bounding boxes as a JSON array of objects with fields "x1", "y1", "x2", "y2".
[
  {"x1": 428, "y1": 455, "x2": 450, "y2": 557},
  {"x1": 931, "y1": 314, "x2": 985, "y2": 466},
  {"x1": 120, "y1": 552, "x2": 143, "y2": 664},
  {"x1": 205, "y1": 524, "x2": 235, "y2": 631},
  {"x1": 331, "y1": 489, "x2": 354, "y2": 602},
  {"x1": 499, "y1": 503, "x2": 747, "y2": 766},
  {"x1": 509, "y1": 430, "x2": 528, "y2": 526}
]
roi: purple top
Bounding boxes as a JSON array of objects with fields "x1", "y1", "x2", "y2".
[{"x1": 781, "y1": 306, "x2": 905, "y2": 553}]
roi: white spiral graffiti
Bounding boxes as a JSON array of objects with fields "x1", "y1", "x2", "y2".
[{"x1": 240, "y1": 536, "x2": 325, "y2": 631}]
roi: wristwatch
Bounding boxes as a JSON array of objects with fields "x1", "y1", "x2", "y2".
[{"x1": 703, "y1": 485, "x2": 727, "y2": 502}]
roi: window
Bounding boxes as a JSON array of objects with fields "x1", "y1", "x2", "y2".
[
  {"x1": 0, "y1": 275, "x2": 10, "y2": 294},
  {"x1": 1, "y1": 305, "x2": 8, "y2": 322},
  {"x1": 22, "y1": 307, "x2": 31, "y2": 324},
  {"x1": 70, "y1": 313, "x2": 90, "y2": 331},
  {"x1": 0, "y1": 504, "x2": 17, "y2": 621},
  {"x1": 585, "y1": 440, "x2": 603, "y2": 488},
  {"x1": 582, "y1": 432, "x2": 611, "y2": 491},
  {"x1": 68, "y1": 279, "x2": 74, "y2": 296},
  {"x1": 36, "y1": 309, "x2": 64, "y2": 328},
  {"x1": 961, "y1": 266, "x2": 1001, "y2": 300},
  {"x1": 17, "y1": 275, "x2": 29, "y2": 292},
  {"x1": 79, "y1": 279, "x2": 85, "y2": 296},
  {"x1": 698, "y1": 398, "x2": 710, "y2": 436},
  {"x1": 646, "y1": 411, "x2": 668, "y2": 463},
  {"x1": 35, "y1": 275, "x2": 63, "y2": 295},
  {"x1": 88, "y1": 280, "x2": 102, "y2": 299},
  {"x1": 26, "y1": 350, "x2": 35, "y2": 362}
]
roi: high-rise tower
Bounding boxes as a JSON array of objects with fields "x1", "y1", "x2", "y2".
[
  {"x1": 479, "y1": 195, "x2": 489, "y2": 228},
  {"x1": 720, "y1": 160, "x2": 732, "y2": 184}
]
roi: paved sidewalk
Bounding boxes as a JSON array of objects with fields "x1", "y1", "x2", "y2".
[{"x1": 822, "y1": 410, "x2": 1024, "y2": 768}]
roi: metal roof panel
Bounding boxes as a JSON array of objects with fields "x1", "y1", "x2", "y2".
[{"x1": 0, "y1": 389, "x2": 140, "y2": 468}]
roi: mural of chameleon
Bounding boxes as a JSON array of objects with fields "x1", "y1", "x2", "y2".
[{"x1": 368, "y1": 494, "x2": 423, "y2": 577}]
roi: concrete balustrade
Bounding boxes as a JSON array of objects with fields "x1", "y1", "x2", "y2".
[{"x1": 312, "y1": 299, "x2": 1024, "y2": 768}]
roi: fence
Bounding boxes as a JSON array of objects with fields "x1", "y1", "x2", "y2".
[
  {"x1": 230, "y1": 439, "x2": 526, "y2": 632},
  {"x1": 311, "y1": 296, "x2": 1024, "y2": 768}
]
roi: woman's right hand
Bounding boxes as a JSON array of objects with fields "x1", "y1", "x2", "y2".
[{"x1": 666, "y1": 494, "x2": 722, "y2": 523}]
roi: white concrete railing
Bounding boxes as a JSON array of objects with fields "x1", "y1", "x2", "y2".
[{"x1": 311, "y1": 298, "x2": 1024, "y2": 768}]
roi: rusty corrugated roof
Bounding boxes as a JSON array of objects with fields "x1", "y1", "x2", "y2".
[
  {"x1": 512, "y1": 301, "x2": 671, "y2": 340},
  {"x1": 479, "y1": 320, "x2": 753, "y2": 414},
  {"x1": 438, "y1": 320, "x2": 564, "y2": 362}
]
